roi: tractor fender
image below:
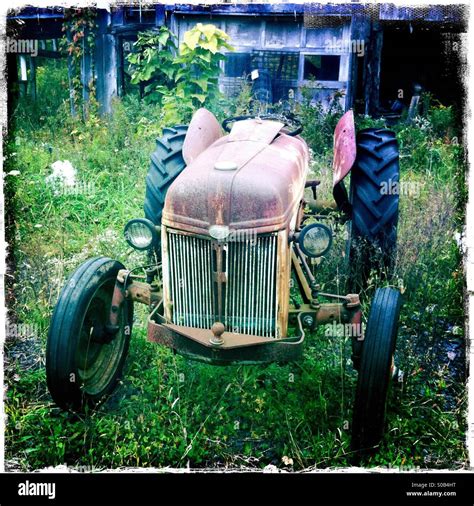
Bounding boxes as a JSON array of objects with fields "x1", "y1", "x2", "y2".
[
  {"x1": 332, "y1": 109, "x2": 356, "y2": 187},
  {"x1": 182, "y1": 108, "x2": 223, "y2": 165}
]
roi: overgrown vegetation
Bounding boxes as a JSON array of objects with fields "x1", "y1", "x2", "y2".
[
  {"x1": 60, "y1": 8, "x2": 98, "y2": 119},
  {"x1": 4, "y1": 26, "x2": 467, "y2": 471},
  {"x1": 127, "y1": 24, "x2": 233, "y2": 123}
]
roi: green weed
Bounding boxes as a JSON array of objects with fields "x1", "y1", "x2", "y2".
[{"x1": 4, "y1": 61, "x2": 468, "y2": 471}]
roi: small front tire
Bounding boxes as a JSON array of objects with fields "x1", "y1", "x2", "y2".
[
  {"x1": 46, "y1": 257, "x2": 133, "y2": 411},
  {"x1": 351, "y1": 287, "x2": 402, "y2": 452}
]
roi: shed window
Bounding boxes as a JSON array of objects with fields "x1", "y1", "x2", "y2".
[
  {"x1": 303, "y1": 55, "x2": 340, "y2": 81},
  {"x1": 224, "y1": 51, "x2": 299, "y2": 103},
  {"x1": 124, "y1": 8, "x2": 155, "y2": 24},
  {"x1": 225, "y1": 53, "x2": 252, "y2": 78}
]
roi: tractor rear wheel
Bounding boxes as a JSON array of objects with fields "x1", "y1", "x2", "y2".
[
  {"x1": 348, "y1": 128, "x2": 400, "y2": 293},
  {"x1": 351, "y1": 287, "x2": 402, "y2": 452},
  {"x1": 144, "y1": 125, "x2": 188, "y2": 226}
]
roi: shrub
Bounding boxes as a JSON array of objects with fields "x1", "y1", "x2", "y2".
[
  {"x1": 126, "y1": 23, "x2": 233, "y2": 124},
  {"x1": 127, "y1": 27, "x2": 177, "y2": 99}
]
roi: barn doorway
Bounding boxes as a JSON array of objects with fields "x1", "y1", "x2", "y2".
[{"x1": 379, "y1": 23, "x2": 465, "y2": 113}]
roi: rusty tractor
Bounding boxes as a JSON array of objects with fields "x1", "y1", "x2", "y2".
[{"x1": 47, "y1": 108, "x2": 402, "y2": 452}]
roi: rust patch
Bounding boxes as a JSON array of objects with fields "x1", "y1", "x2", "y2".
[
  {"x1": 147, "y1": 313, "x2": 306, "y2": 365},
  {"x1": 162, "y1": 121, "x2": 309, "y2": 235}
]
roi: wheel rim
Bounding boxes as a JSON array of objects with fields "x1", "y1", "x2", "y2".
[{"x1": 75, "y1": 278, "x2": 128, "y2": 397}]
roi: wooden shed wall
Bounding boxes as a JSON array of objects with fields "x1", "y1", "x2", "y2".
[{"x1": 173, "y1": 14, "x2": 353, "y2": 110}]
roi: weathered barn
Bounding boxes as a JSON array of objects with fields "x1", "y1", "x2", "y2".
[{"x1": 7, "y1": 3, "x2": 467, "y2": 117}]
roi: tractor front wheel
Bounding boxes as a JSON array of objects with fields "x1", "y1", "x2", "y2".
[
  {"x1": 46, "y1": 257, "x2": 133, "y2": 411},
  {"x1": 351, "y1": 287, "x2": 402, "y2": 452}
]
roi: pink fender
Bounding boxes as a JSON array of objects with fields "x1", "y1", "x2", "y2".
[
  {"x1": 332, "y1": 110, "x2": 357, "y2": 186},
  {"x1": 182, "y1": 108, "x2": 223, "y2": 166}
]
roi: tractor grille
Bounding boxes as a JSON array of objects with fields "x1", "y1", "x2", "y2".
[{"x1": 167, "y1": 230, "x2": 278, "y2": 337}]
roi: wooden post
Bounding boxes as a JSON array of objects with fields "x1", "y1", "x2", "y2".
[
  {"x1": 347, "y1": 12, "x2": 370, "y2": 112},
  {"x1": 407, "y1": 83, "x2": 423, "y2": 122},
  {"x1": 19, "y1": 55, "x2": 27, "y2": 97},
  {"x1": 66, "y1": 30, "x2": 77, "y2": 117},
  {"x1": 28, "y1": 56, "x2": 37, "y2": 100},
  {"x1": 116, "y1": 35, "x2": 124, "y2": 98},
  {"x1": 364, "y1": 21, "x2": 383, "y2": 116},
  {"x1": 155, "y1": 4, "x2": 165, "y2": 25},
  {"x1": 7, "y1": 52, "x2": 19, "y2": 117},
  {"x1": 81, "y1": 25, "x2": 93, "y2": 120},
  {"x1": 95, "y1": 10, "x2": 118, "y2": 115}
]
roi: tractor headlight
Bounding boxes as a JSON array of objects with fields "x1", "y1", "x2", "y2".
[
  {"x1": 298, "y1": 223, "x2": 332, "y2": 258},
  {"x1": 124, "y1": 218, "x2": 158, "y2": 251}
]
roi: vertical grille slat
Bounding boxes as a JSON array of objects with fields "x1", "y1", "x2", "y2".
[
  {"x1": 191, "y1": 237, "x2": 198, "y2": 327},
  {"x1": 173, "y1": 233, "x2": 181, "y2": 324},
  {"x1": 167, "y1": 230, "x2": 278, "y2": 337},
  {"x1": 198, "y1": 238, "x2": 205, "y2": 328},
  {"x1": 256, "y1": 239, "x2": 263, "y2": 336},
  {"x1": 261, "y1": 237, "x2": 268, "y2": 337},
  {"x1": 205, "y1": 240, "x2": 212, "y2": 327},
  {"x1": 180, "y1": 234, "x2": 188, "y2": 326}
]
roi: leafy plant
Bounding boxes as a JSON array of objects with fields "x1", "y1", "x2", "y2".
[
  {"x1": 126, "y1": 23, "x2": 233, "y2": 123},
  {"x1": 127, "y1": 27, "x2": 177, "y2": 100},
  {"x1": 60, "y1": 8, "x2": 98, "y2": 120},
  {"x1": 172, "y1": 24, "x2": 232, "y2": 105}
]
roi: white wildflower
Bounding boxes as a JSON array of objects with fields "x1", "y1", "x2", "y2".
[
  {"x1": 46, "y1": 160, "x2": 77, "y2": 190},
  {"x1": 282, "y1": 456, "x2": 294, "y2": 466}
]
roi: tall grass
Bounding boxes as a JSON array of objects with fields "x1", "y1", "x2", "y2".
[{"x1": 4, "y1": 63, "x2": 468, "y2": 471}]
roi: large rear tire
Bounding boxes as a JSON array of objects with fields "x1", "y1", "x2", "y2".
[
  {"x1": 144, "y1": 126, "x2": 188, "y2": 225},
  {"x1": 351, "y1": 287, "x2": 402, "y2": 452},
  {"x1": 348, "y1": 128, "x2": 400, "y2": 292},
  {"x1": 46, "y1": 257, "x2": 133, "y2": 411}
]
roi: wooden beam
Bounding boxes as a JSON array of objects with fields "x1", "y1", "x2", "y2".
[
  {"x1": 347, "y1": 13, "x2": 370, "y2": 111},
  {"x1": 364, "y1": 21, "x2": 383, "y2": 116},
  {"x1": 66, "y1": 29, "x2": 77, "y2": 117},
  {"x1": 28, "y1": 56, "x2": 36, "y2": 100},
  {"x1": 95, "y1": 11, "x2": 118, "y2": 115},
  {"x1": 379, "y1": 4, "x2": 466, "y2": 23},
  {"x1": 167, "y1": 3, "x2": 359, "y2": 17},
  {"x1": 81, "y1": 25, "x2": 93, "y2": 120}
]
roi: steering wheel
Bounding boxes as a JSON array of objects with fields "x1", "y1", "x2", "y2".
[{"x1": 222, "y1": 113, "x2": 303, "y2": 136}]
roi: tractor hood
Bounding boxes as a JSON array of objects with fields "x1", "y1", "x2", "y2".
[{"x1": 162, "y1": 118, "x2": 309, "y2": 235}]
